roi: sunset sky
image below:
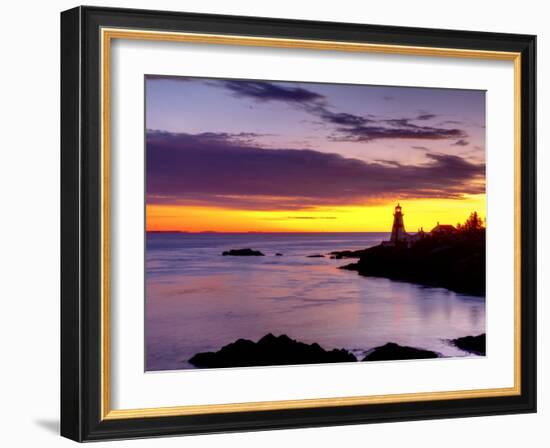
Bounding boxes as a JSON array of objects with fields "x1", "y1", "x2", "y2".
[{"x1": 145, "y1": 76, "x2": 486, "y2": 232}]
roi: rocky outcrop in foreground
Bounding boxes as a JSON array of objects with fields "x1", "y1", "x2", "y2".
[
  {"x1": 189, "y1": 334, "x2": 356, "y2": 368},
  {"x1": 362, "y1": 342, "x2": 439, "y2": 361},
  {"x1": 451, "y1": 334, "x2": 486, "y2": 356},
  {"x1": 188, "y1": 334, "x2": 448, "y2": 368},
  {"x1": 222, "y1": 248, "x2": 265, "y2": 256}
]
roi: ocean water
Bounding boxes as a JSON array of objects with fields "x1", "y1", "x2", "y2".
[{"x1": 145, "y1": 232, "x2": 486, "y2": 371}]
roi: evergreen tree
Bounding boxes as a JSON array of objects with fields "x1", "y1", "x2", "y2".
[{"x1": 462, "y1": 211, "x2": 484, "y2": 232}]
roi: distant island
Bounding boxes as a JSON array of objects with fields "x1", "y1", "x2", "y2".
[
  {"x1": 333, "y1": 206, "x2": 485, "y2": 296},
  {"x1": 222, "y1": 248, "x2": 265, "y2": 256}
]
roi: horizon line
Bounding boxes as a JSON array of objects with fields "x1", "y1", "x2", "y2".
[{"x1": 146, "y1": 230, "x2": 393, "y2": 234}]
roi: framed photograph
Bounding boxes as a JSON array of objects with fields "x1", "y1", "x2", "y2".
[{"x1": 60, "y1": 6, "x2": 536, "y2": 441}]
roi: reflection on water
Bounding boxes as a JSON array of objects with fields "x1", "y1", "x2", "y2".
[{"x1": 145, "y1": 233, "x2": 486, "y2": 371}]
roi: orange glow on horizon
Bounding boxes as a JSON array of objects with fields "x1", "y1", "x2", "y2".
[{"x1": 146, "y1": 195, "x2": 486, "y2": 233}]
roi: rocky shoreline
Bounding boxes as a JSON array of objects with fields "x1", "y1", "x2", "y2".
[
  {"x1": 334, "y1": 230, "x2": 486, "y2": 296},
  {"x1": 451, "y1": 334, "x2": 486, "y2": 356},
  {"x1": 189, "y1": 334, "x2": 355, "y2": 368},
  {"x1": 188, "y1": 333, "x2": 483, "y2": 368},
  {"x1": 222, "y1": 228, "x2": 485, "y2": 296},
  {"x1": 362, "y1": 342, "x2": 439, "y2": 361}
]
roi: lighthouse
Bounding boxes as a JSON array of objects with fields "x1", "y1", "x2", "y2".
[
  {"x1": 390, "y1": 203, "x2": 407, "y2": 243},
  {"x1": 382, "y1": 203, "x2": 428, "y2": 247}
]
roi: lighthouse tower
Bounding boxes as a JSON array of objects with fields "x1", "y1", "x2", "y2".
[{"x1": 390, "y1": 203, "x2": 407, "y2": 243}]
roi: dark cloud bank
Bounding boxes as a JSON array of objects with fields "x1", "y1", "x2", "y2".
[{"x1": 146, "y1": 131, "x2": 485, "y2": 210}]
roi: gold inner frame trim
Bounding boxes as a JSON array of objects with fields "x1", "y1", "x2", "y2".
[{"x1": 100, "y1": 27, "x2": 522, "y2": 421}]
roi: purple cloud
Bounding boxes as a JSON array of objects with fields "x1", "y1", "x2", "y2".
[
  {"x1": 213, "y1": 79, "x2": 467, "y2": 143},
  {"x1": 305, "y1": 107, "x2": 464, "y2": 143},
  {"x1": 309, "y1": 107, "x2": 372, "y2": 127},
  {"x1": 221, "y1": 80, "x2": 326, "y2": 103},
  {"x1": 452, "y1": 139, "x2": 470, "y2": 146},
  {"x1": 328, "y1": 122, "x2": 466, "y2": 142},
  {"x1": 416, "y1": 113, "x2": 437, "y2": 121},
  {"x1": 148, "y1": 77, "x2": 469, "y2": 144},
  {"x1": 146, "y1": 131, "x2": 485, "y2": 210}
]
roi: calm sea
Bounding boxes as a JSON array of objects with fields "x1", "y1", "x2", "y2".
[{"x1": 145, "y1": 232, "x2": 485, "y2": 371}]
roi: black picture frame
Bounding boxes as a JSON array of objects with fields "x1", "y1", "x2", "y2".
[{"x1": 61, "y1": 5, "x2": 536, "y2": 442}]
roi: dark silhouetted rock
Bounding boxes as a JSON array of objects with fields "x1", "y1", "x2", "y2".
[
  {"x1": 339, "y1": 230, "x2": 486, "y2": 296},
  {"x1": 275, "y1": 253, "x2": 283, "y2": 256},
  {"x1": 330, "y1": 249, "x2": 369, "y2": 259},
  {"x1": 222, "y1": 248, "x2": 264, "y2": 256},
  {"x1": 306, "y1": 254, "x2": 325, "y2": 258},
  {"x1": 189, "y1": 333, "x2": 357, "y2": 368},
  {"x1": 451, "y1": 334, "x2": 486, "y2": 355},
  {"x1": 362, "y1": 342, "x2": 439, "y2": 361}
]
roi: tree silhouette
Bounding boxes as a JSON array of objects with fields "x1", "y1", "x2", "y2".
[{"x1": 461, "y1": 211, "x2": 484, "y2": 233}]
